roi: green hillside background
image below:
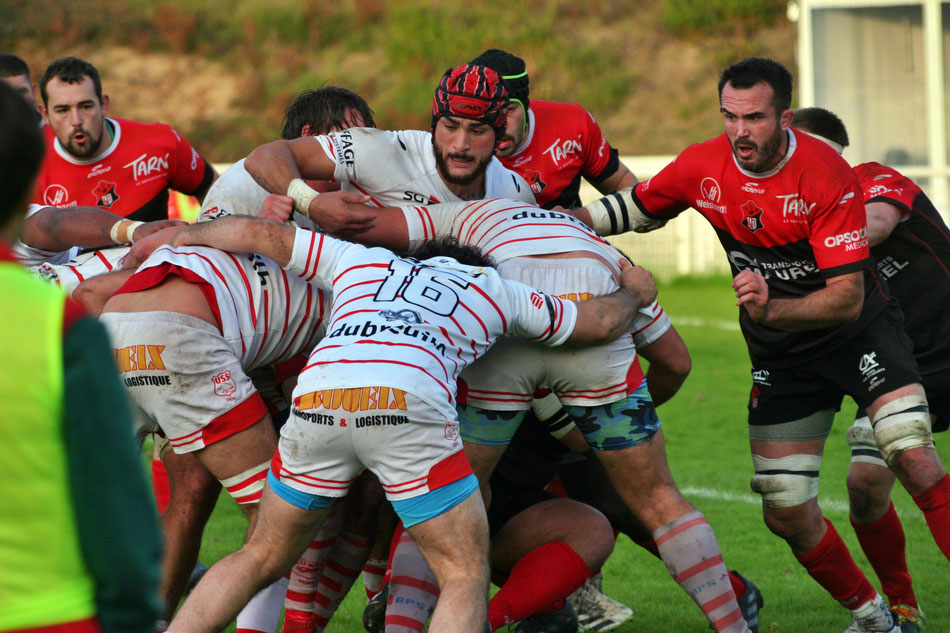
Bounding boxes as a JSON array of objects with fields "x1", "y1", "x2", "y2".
[{"x1": 2, "y1": 0, "x2": 794, "y2": 162}]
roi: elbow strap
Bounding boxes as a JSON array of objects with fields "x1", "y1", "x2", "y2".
[{"x1": 584, "y1": 187, "x2": 667, "y2": 235}]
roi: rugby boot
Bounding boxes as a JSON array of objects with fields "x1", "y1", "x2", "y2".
[
  {"x1": 362, "y1": 582, "x2": 388, "y2": 633},
  {"x1": 731, "y1": 570, "x2": 764, "y2": 633},
  {"x1": 843, "y1": 594, "x2": 899, "y2": 633},
  {"x1": 512, "y1": 601, "x2": 578, "y2": 633},
  {"x1": 567, "y1": 572, "x2": 632, "y2": 632},
  {"x1": 891, "y1": 604, "x2": 925, "y2": 633}
]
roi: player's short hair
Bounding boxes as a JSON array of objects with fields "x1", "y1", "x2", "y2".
[
  {"x1": 281, "y1": 86, "x2": 375, "y2": 140},
  {"x1": 0, "y1": 54, "x2": 31, "y2": 80},
  {"x1": 792, "y1": 107, "x2": 850, "y2": 148},
  {"x1": 0, "y1": 81, "x2": 45, "y2": 228},
  {"x1": 39, "y1": 56, "x2": 103, "y2": 107},
  {"x1": 469, "y1": 48, "x2": 530, "y2": 110},
  {"x1": 718, "y1": 58, "x2": 792, "y2": 114},
  {"x1": 412, "y1": 237, "x2": 496, "y2": 268}
]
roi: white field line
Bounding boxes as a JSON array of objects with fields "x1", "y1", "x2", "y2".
[
  {"x1": 680, "y1": 485, "x2": 917, "y2": 520},
  {"x1": 671, "y1": 316, "x2": 741, "y2": 331}
]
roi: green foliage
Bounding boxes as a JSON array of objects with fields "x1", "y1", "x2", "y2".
[{"x1": 661, "y1": 0, "x2": 784, "y2": 36}]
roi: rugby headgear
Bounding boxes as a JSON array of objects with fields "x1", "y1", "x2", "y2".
[
  {"x1": 469, "y1": 49, "x2": 530, "y2": 111},
  {"x1": 431, "y1": 64, "x2": 509, "y2": 133}
]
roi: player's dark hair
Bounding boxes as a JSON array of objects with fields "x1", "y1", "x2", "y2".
[
  {"x1": 281, "y1": 86, "x2": 375, "y2": 140},
  {"x1": 0, "y1": 54, "x2": 30, "y2": 80},
  {"x1": 792, "y1": 107, "x2": 850, "y2": 148},
  {"x1": 412, "y1": 237, "x2": 496, "y2": 268},
  {"x1": 0, "y1": 81, "x2": 45, "y2": 228},
  {"x1": 39, "y1": 56, "x2": 103, "y2": 107},
  {"x1": 469, "y1": 48, "x2": 530, "y2": 110},
  {"x1": 718, "y1": 58, "x2": 792, "y2": 114}
]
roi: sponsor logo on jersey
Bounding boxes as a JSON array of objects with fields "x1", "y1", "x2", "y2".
[
  {"x1": 92, "y1": 180, "x2": 120, "y2": 208},
  {"x1": 751, "y1": 369, "x2": 771, "y2": 386},
  {"x1": 749, "y1": 384, "x2": 761, "y2": 409},
  {"x1": 542, "y1": 136, "x2": 582, "y2": 167},
  {"x1": 776, "y1": 193, "x2": 816, "y2": 221},
  {"x1": 354, "y1": 414, "x2": 410, "y2": 428},
  {"x1": 554, "y1": 291, "x2": 595, "y2": 302},
  {"x1": 43, "y1": 184, "x2": 71, "y2": 206},
  {"x1": 403, "y1": 191, "x2": 439, "y2": 205},
  {"x1": 190, "y1": 147, "x2": 199, "y2": 171},
  {"x1": 859, "y1": 352, "x2": 886, "y2": 390},
  {"x1": 510, "y1": 209, "x2": 592, "y2": 233},
  {"x1": 199, "y1": 206, "x2": 229, "y2": 221},
  {"x1": 211, "y1": 369, "x2": 237, "y2": 399},
  {"x1": 697, "y1": 177, "x2": 727, "y2": 213},
  {"x1": 824, "y1": 227, "x2": 868, "y2": 251},
  {"x1": 876, "y1": 255, "x2": 909, "y2": 280},
  {"x1": 380, "y1": 309, "x2": 422, "y2": 324},
  {"x1": 294, "y1": 386, "x2": 409, "y2": 413},
  {"x1": 741, "y1": 200, "x2": 764, "y2": 233},
  {"x1": 124, "y1": 152, "x2": 171, "y2": 182},
  {"x1": 742, "y1": 182, "x2": 765, "y2": 194},
  {"x1": 530, "y1": 292, "x2": 543, "y2": 309},
  {"x1": 113, "y1": 344, "x2": 167, "y2": 372},
  {"x1": 330, "y1": 130, "x2": 355, "y2": 167},
  {"x1": 523, "y1": 168, "x2": 547, "y2": 196},
  {"x1": 867, "y1": 184, "x2": 902, "y2": 198},
  {"x1": 728, "y1": 250, "x2": 819, "y2": 281},
  {"x1": 292, "y1": 409, "x2": 335, "y2": 425},
  {"x1": 123, "y1": 375, "x2": 172, "y2": 388},
  {"x1": 327, "y1": 320, "x2": 447, "y2": 355},
  {"x1": 87, "y1": 163, "x2": 112, "y2": 179}
]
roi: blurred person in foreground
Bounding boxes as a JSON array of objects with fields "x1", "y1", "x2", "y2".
[{"x1": 0, "y1": 80, "x2": 162, "y2": 633}]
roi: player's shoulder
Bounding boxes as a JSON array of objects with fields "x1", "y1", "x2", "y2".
[
  {"x1": 486, "y1": 158, "x2": 534, "y2": 202},
  {"x1": 665, "y1": 134, "x2": 729, "y2": 173},
  {"x1": 113, "y1": 117, "x2": 179, "y2": 142},
  {"x1": 854, "y1": 161, "x2": 905, "y2": 184},
  {"x1": 854, "y1": 161, "x2": 920, "y2": 200},
  {"x1": 532, "y1": 100, "x2": 588, "y2": 117},
  {"x1": 790, "y1": 130, "x2": 854, "y2": 181}
]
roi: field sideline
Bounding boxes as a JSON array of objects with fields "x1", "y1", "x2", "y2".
[{"x1": 188, "y1": 275, "x2": 950, "y2": 633}]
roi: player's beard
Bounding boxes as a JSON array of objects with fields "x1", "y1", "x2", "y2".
[
  {"x1": 432, "y1": 137, "x2": 492, "y2": 187},
  {"x1": 733, "y1": 123, "x2": 784, "y2": 173},
  {"x1": 63, "y1": 125, "x2": 102, "y2": 159}
]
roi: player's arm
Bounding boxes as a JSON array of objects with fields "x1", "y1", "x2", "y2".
[
  {"x1": 732, "y1": 269, "x2": 863, "y2": 328},
  {"x1": 590, "y1": 160, "x2": 637, "y2": 196},
  {"x1": 21, "y1": 206, "x2": 185, "y2": 251},
  {"x1": 637, "y1": 326, "x2": 691, "y2": 406},
  {"x1": 567, "y1": 261, "x2": 658, "y2": 345},
  {"x1": 245, "y1": 137, "x2": 336, "y2": 194},
  {"x1": 170, "y1": 215, "x2": 297, "y2": 267},
  {"x1": 865, "y1": 201, "x2": 906, "y2": 246}
]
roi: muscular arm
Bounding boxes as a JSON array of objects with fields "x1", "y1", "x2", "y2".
[
  {"x1": 865, "y1": 201, "x2": 905, "y2": 247},
  {"x1": 733, "y1": 269, "x2": 864, "y2": 329},
  {"x1": 637, "y1": 326, "x2": 691, "y2": 406},
  {"x1": 21, "y1": 206, "x2": 183, "y2": 251},
  {"x1": 245, "y1": 138, "x2": 337, "y2": 195},
  {"x1": 170, "y1": 215, "x2": 297, "y2": 267},
  {"x1": 591, "y1": 161, "x2": 637, "y2": 196},
  {"x1": 567, "y1": 262, "x2": 657, "y2": 345}
]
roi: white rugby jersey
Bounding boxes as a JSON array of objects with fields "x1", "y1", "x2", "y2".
[
  {"x1": 33, "y1": 245, "x2": 130, "y2": 294},
  {"x1": 133, "y1": 244, "x2": 329, "y2": 369},
  {"x1": 314, "y1": 128, "x2": 536, "y2": 207},
  {"x1": 199, "y1": 158, "x2": 318, "y2": 230},
  {"x1": 285, "y1": 228, "x2": 577, "y2": 418}
]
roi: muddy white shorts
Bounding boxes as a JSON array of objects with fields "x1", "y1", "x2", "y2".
[{"x1": 100, "y1": 311, "x2": 267, "y2": 452}]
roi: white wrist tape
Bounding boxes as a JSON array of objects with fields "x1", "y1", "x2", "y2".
[
  {"x1": 584, "y1": 187, "x2": 667, "y2": 235},
  {"x1": 287, "y1": 178, "x2": 319, "y2": 218},
  {"x1": 109, "y1": 219, "x2": 144, "y2": 244}
]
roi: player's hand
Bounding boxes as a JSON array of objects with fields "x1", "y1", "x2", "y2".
[
  {"x1": 733, "y1": 269, "x2": 769, "y2": 321},
  {"x1": 121, "y1": 226, "x2": 184, "y2": 269},
  {"x1": 260, "y1": 194, "x2": 295, "y2": 223},
  {"x1": 307, "y1": 190, "x2": 374, "y2": 234},
  {"x1": 131, "y1": 219, "x2": 187, "y2": 242},
  {"x1": 619, "y1": 259, "x2": 657, "y2": 306}
]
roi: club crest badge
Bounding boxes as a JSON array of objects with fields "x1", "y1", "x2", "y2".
[{"x1": 741, "y1": 200, "x2": 764, "y2": 233}]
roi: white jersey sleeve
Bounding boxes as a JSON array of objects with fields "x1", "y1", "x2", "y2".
[
  {"x1": 31, "y1": 246, "x2": 130, "y2": 294},
  {"x1": 494, "y1": 276, "x2": 578, "y2": 347},
  {"x1": 632, "y1": 300, "x2": 672, "y2": 348},
  {"x1": 484, "y1": 160, "x2": 536, "y2": 204}
]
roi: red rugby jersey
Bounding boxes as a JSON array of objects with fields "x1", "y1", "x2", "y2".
[
  {"x1": 633, "y1": 130, "x2": 888, "y2": 366},
  {"x1": 33, "y1": 117, "x2": 212, "y2": 222},
  {"x1": 499, "y1": 100, "x2": 618, "y2": 209}
]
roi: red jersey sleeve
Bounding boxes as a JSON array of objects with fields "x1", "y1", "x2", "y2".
[
  {"x1": 167, "y1": 127, "x2": 210, "y2": 195},
  {"x1": 632, "y1": 152, "x2": 694, "y2": 220},
  {"x1": 806, "y1": 175, "x2": 870, "y2": 275},
  {"x1": 854, "y1": 162, "x2": 921, "y2": 212}
]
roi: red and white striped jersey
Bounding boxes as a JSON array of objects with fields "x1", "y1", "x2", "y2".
[
  {"x1": 400, "y1": 198, "x2": 619, "y2": 264},
  {"x1": 32, "y1": 245, "x2": 129, "y2": 294},
  {"x1": 124, "y1": 244, "x2": 329, "y2": 370},
  {"x1": 285, "y1": 228, "x2": 578, "y2": 419},
  {"x1": 314, "y1": 127, "x2": 535, "y2": 207}
]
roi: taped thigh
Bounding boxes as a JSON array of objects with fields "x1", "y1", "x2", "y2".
[
  {"x1": 750, "y1": 453, "x2": 822, "y2": 508},
  {"x1": 871, "y1": 394, "x2": 934, "y2": 464},
  {"x1": 846, "y1": 415, "x2": 886, "y2": 468},
  {"x1": 220, "y1": 461, "x2": 270, "y2": 505}
]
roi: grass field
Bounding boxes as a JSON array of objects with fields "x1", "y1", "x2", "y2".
[{"x1": 189, "y1": 275, "x2": 950, "y2": 633}]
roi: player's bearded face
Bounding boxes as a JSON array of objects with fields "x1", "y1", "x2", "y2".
[
  {"x1": 731, "y1": 119, "x2": 783, "y2": 173},
  {"x1": 432, "y1": 117, "x2": 495, "y2": 186},
  {"x1": 721, "y1": 82, "x2": 790, "y2": 174},
  {"x1": 43, "y1": 76, "x2": 107, "y2": 159}
]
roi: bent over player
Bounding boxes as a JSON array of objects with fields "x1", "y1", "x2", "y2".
[
  {"x1": 576, "y1": 58, "x2": 950, "y2": 633},
  {"x1": 161, "y1": 214, "x2": 656, "y2": 633}
]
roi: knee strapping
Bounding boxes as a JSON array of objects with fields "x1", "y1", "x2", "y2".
[
  {"x1": 847, "y1": 415, "x2": 886, "y2": 467},
  {"x1": 220, "y1": 461, "x2": 270, "y2": 505},
  {"x1": 750, "y1": 454, "x2": 822, "y2": 508},
  {"x1": 871, "y1": 395, "x2": 933, "y2": 464}
]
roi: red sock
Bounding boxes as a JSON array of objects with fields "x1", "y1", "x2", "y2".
[
  {"x1": 151, "y1": 458, "x2": 170, "y2": 514},
  {"x1": 639, "y1": 538, "x2": 746, "y2": 597},
  {"x1": 913, "y1": 472, "x2": 950, "y2": 561},
  {"x1": 488, "y1": 542, "x2": 589, "y2": 631},
  {"x1": 851, "y1": 502, "x2": 916, "y2": 608},
  {"x1": 795, "y1": 518, "x2": 876, "y2": 609}
]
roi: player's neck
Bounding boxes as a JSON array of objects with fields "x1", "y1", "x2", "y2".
[
  {"x1": 88, "y1": 118, "x2": 115, "y2": 161},
  {"x1": 447, "y1": 178, "x2": 486, "y2": 201}
]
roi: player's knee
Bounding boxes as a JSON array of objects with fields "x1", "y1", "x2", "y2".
[
  {"x1": 750, "y1": 453, "x2": 821, "y2": 509},
  {"x1": 871, "y1": 394, "x2": 933, "y2": 465}
]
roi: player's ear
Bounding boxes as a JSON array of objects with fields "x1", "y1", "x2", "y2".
[
  {"x1": 101, "y1": 93, "x2": 110, "y2": 114},
  {"x1": 779, "y1": 108, "x2": 794, "y2": 131}
]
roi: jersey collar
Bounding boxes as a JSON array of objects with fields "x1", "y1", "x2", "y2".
[
  {"x1": 509, "y1": 108, "x2": 535, "y2": 158},
  {"x1": 732, "y1": 128, "x2": 796, "y2": 179},
  {"x1": 53, "y1": 117, "x2": 122, "y2": 166}
]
